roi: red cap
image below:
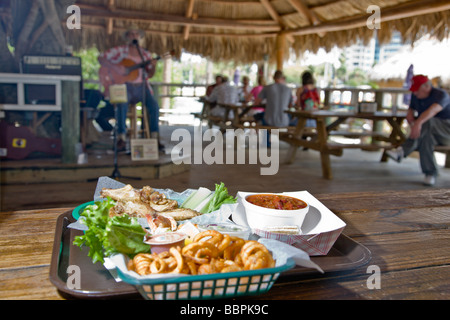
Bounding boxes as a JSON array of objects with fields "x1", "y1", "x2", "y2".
[{"x1": 409, "y1": 75, "x2": 429, "y2": 92}]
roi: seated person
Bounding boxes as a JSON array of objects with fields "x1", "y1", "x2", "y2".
[
  {"x1": 247, "y1": 75, "x2": 266, "y2": 116},
  {"x1": 296, "y1": 71, "x2": 320, "y2": 111},
  {"x1": 206, "y1": 76, "x2": 238, "y2": 118},
  {"x1": 254, "y1": 70, "x2": 293, "y2": 127},
  {"x1": 206, "y1": 75, "x2": 223, "y2": 97},
  {"x1": 237, "y1": 76, "x2": 251, "y2": 102},
  {"x1": 248, "y1": 75, "x2": 265, "y2": 103},
  {"x1": 296, "y1": 71, "x2": 320, "y2": 127},
  {"x1": 98, "y1": 25, "x2": 162, "y2": 152},
  {"x1": 386, "y1": 75, "x2": 450, "y2": 186}
]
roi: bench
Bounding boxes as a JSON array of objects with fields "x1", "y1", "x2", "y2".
[{"x1": 434, "y1": 145, "x2": 450, "y2": 168}]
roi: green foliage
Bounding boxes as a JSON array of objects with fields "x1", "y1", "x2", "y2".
[{"x1": 73, "y1": 48, "x2": 100, "y2": 90}]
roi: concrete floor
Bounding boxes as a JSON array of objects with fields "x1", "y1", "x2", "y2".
[{"x1": 2, "y1": 124, "x2": 450, "y2": 212}]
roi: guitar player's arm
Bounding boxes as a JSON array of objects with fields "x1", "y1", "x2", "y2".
[{"x1": 145, "y1": 57, "x2": 158, "y2": 78}]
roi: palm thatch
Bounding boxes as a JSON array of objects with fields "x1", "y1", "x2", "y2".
[
  {"x1": 67, "y1": 0, "x2": 450, "y2": 64},
  {"x1": 371, "y1": 36, "x2": 450, "y2": 87}
]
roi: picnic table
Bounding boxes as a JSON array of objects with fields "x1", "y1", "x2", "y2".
[
  {"x1": 282, "y1": 110, "x2": 408, "y2": 179},
  {"x1": 196, "y1": 99, "x2": 264, "y2": 130},
  {"x1": 1, "y1": 188, "x2": 448, "y2": 300}
]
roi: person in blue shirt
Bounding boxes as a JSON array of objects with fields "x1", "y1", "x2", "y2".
[{"x1": 386, "y1": 75, "x2": 450, "y2": 186}]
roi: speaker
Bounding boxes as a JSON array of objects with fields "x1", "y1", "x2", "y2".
[{"x1": 21, "y1": 55, "x2": 83, "y2": 104}]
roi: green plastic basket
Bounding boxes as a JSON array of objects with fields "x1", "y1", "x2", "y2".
[{"x1": 115, "y1": 258, "x2": 295, "y2": 300}]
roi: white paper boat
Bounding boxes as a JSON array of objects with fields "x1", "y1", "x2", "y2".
[{"x1": 232, "y1": 191, "x2": 346, "y2": 256}]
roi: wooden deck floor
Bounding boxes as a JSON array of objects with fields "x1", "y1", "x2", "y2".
[{"x1": 2, "y1": 124, "x2": 450, "y2": 212}]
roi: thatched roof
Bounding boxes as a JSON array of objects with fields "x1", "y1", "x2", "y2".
[
  {"x1": 67, "y1": 0, "x2": 450, "y2": 64},
  {"x1": 371, "y1": 35, "x2": 450, "y2": 87}
]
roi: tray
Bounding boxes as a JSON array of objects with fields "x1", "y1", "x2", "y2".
[
  {"x1": 49, "y1": 210, "x2": 372, "y2": 299},
  {"x1": 112, "y1": 254, "x2": 295, "y2": 300}
]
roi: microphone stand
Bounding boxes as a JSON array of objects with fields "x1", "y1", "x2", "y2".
[
  {"x1": 133, "y1": 39, "x2": 148, "y2": 139},
  {"x1": 88, "y1": 101, "x2": 141, "y2": 182},
  {"x1": 104, "y1": 39, "x2": 147, "y2": 182},
  {"x1": 109, "y1": 102, "x2": 141, "y2": 180}
]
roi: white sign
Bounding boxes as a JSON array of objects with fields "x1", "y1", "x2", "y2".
[
  {"x1": 131, "y1": 139, "x2": 159, "y2": 161},
  {"x1": 109, "y1": 84, "x2": 128, "y2": 104}
]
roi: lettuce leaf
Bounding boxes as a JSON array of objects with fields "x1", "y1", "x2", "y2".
[
  {"x1": 73, "y1": 197, "x2": 150, "y2": 264},
  {"x1": 104, "y1": 215, "x2": 151, "y2": 257},
  {"x1": 200, "y1": 182, "x2": 237, "y2": 214}
]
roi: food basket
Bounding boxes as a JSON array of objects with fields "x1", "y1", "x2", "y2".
[{"x1": 111, "y1": 254, "x2": 296, "y2": 300}]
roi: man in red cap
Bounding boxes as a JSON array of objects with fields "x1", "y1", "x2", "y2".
[{"x1": 386, "y1": 75, "x2": 450, "y2": 186}]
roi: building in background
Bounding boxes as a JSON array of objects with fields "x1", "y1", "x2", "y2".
[{"x1": 344, "y1": 32, "x2": 406, "y2": 73}]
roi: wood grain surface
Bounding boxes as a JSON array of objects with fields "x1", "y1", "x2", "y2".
[{"x1": 1, "y1": 189, "x2": 449, "y2": 300}]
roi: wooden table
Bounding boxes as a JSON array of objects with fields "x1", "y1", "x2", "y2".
[
  {"x1": 283, "y1": 110, "x2": 408, "y2": 179},
  {"x1": 1, "y1": 188, "x2": 449, "y2": 300},
  {"x1": 197, "y1": 100, "x2": 262, "y2": 130}
]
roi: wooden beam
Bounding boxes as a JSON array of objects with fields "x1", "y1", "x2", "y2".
[
  {"x1": 276, "y1": 33, "x2": 286, "y2": 71},
  {"x1": 107, "y1": 0, "x2": 115, "y2": 9},
  {"x1": 78, "y1": 4, "x2": 281, "y2": 32},
  {"x1": 287, "y1": 0, "x2": 321, "y2": 26},
  {"x1": 286, "y1": 0, "x2": 326, "y2": 37},
  {"x1": 286, "y1": 0, "x2": 450, "y2": 36},
  {"x1": 80, "y1": 22, "x2": 278, "y2": 39},
  {"x1": 77, "y1": 0, "x2": 449, "y2": 42},
  {"x1": 259, "y1": 0, "x2": 283, "y2": 26},
  {"x1": 182, "y1": 0, "x2": 195, "y2": 41},
  {"x1": 106, "y1": 0, "x2": 115, "y2": 35},
  {"x1": 107, "y1": 18, "x2": 113, "y2": 35},
  {"x1": 259, "y1": 0, "x2": 294, "y2": 43}
]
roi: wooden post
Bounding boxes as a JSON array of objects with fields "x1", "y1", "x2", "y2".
[
  {"x1": 61, "y1": 80, "x2": 80, "y2": 164},
  {"x1": 161, "y1": 54, "x2": 172, "y2": 109},
  {"x1": 373, "y1": 90, "x2": 384, "y2": 145},
  {"x1": 276, "y1": 33, "x2": 286, "y2": 71},
  {"x1": 262, "y1": 55, "x2": 269, "y2": 83},
  {"x1": 323, "y1": 88, "x2": 331, "y2": 109}
]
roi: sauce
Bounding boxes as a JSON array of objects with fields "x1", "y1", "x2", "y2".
[
  {"x1": 246, "y1": 194, "x2": 307, "y2": 210},
  {"x1": 145, "y1": 232, "x2": 187, "y2": 254},
  {"x1": 199, "y1": 223, "x2": 247, "y2": 233},
  {"x1": 198, "y1": 223, "x2": 251, "y2": 239},
  {"x1": 145, "y1": 232, "x2": 186, "y2": 245}
]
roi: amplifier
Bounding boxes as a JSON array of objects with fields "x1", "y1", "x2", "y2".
[
  {"x1": 22, "y1": 55, "x2": 82, "y2": 75},
  {"x1": 21, "y1": 55, "x2": 83, "y2": 104}
]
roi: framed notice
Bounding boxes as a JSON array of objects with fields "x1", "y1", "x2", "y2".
[
  {"x1": 109, "y1": 84, "x2": 128, "y2": 104},
  {"x1": 130, "y1": 139, "x2": 159, "y2": 161}
]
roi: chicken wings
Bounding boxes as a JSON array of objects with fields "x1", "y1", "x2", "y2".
[{"x1": 100, "y1": 184, "x2": 202, "y2": 233}]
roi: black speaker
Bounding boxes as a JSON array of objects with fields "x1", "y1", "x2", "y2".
[{"x1": 21, "y1": 55, "x2": 83, "y2": 104}]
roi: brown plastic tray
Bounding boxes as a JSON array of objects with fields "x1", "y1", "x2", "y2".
[{"x1": 49, "y1": 210, "x2": 371, "y2": 299}]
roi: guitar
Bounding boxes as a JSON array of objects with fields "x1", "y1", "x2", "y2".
[
  {"x1": 99, "y1": 57, "x2": 160, "y2": 98},
  {"x1": 0, "y1": 122, "x2": 61, "y2": 160}
]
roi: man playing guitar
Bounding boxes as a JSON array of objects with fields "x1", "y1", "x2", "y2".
[{"x1": 98, "y1": 25, "x2": 162, "y2": 152}]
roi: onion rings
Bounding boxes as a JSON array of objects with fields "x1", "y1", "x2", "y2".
[{"x1": 127, "y1": 230, "x2": 275, "y2": 276}]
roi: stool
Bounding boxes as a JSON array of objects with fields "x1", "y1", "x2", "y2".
[
  {"x1": 127, "y1": 103, "x2": 150, "y2": 139},
  {"x1": 80, "y1": 107, "x2": 101, "y2": 149}
]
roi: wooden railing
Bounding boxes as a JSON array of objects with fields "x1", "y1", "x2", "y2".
[
  {"x1": 318, "y1": 87, "x2": 412, "y2": 113},
  {"x1": 83, "y1": 79, "x2": 437, "y2": 114}
]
